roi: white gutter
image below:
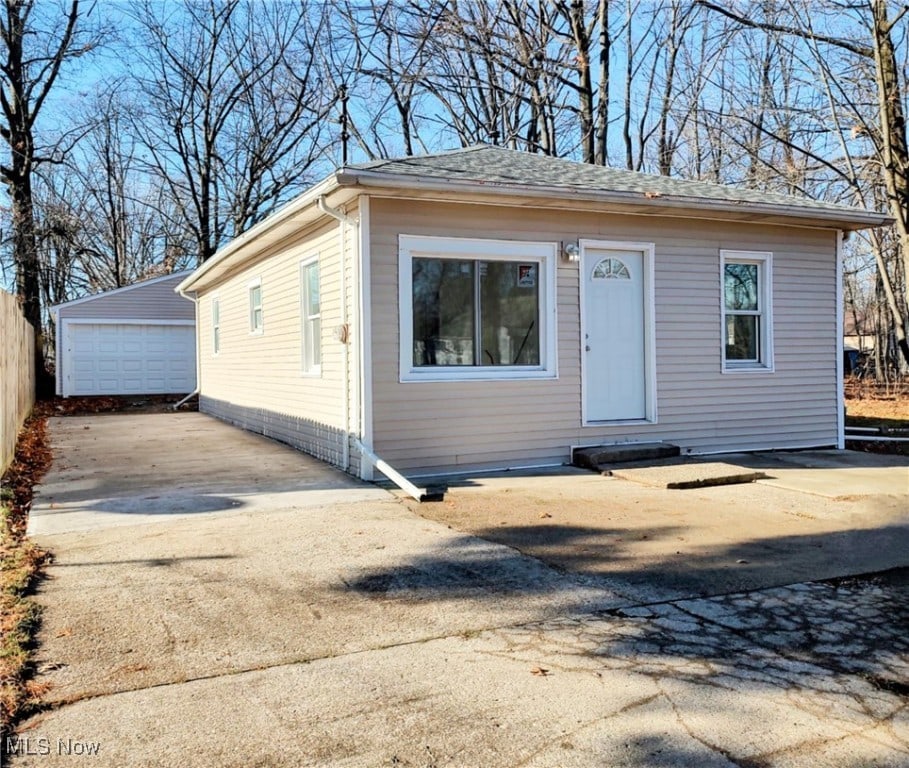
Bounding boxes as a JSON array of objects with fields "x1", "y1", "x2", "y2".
[
  {"x1": 176, "y1": 175, "x2": 340, "y2": 294},
  {"x1": 317, "y1": 196, "x2": 357, "y2": 472},
  {"x1": 836, "y1": 230, "x2": 845, "y2": 450},
  {"x1": 336, "y1": 169, "x2": 892, "y2": 231},
  {"x1": 175, "y1": 287, "x2": 201, "y2": 411},
  {"x1": 177, "y1": 164, "x2": 889, "y2": 299}
]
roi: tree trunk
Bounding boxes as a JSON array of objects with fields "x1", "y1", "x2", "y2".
[
  {"x1": 0, "y1": 0, "x2": 79, "y2": 395},
  {"x1": 594, "y1": 0, "x2": 609, "y2": 165},
  {"x1": 871, "y1": 1, "x2": 909, "y2": 366}
]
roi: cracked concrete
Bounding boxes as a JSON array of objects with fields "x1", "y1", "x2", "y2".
[{"x1": 7, "y1": 413, "x2": 909, "y2": 767}]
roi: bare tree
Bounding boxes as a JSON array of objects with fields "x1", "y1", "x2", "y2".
[
  {"x1": 0, "y1": 0, "x2": 96, "y2": 386},
  {"x1": 698, "y1": 0, "x2": 909, "y2": 367},
  {"x1": 127, "y1": 0, "x2": 333, "y2": 264}
]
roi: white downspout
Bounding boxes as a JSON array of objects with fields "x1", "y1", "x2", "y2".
[
  {"x1": 316, "y1": 197, "x2": 441, "y2": 501},
  {"x1": 174, "y1": 288, "x2": 201, "y2": 410},
  {"x1": 353, "y1": 439, "x2": 443, "y2": 502},
  {"x1": 836, "y1": 230, "x2": 845, "y2": 450},
  {"x1": 317, "y1": 196, "x2": 356, "y2": 471},
  {"x1": 54, "y1": 307, "x2": 62, "y2": 397}
]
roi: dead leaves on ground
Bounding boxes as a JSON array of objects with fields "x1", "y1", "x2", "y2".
[
  {"x1": 1, "y1": 410, "x2": 53, "y2": 731},
  {"x1": 35, "y1": 394, "x2": 188, "y2": 418},
  {"x1": 2, "y1": 413, "x2": 52, "y2": 538}
]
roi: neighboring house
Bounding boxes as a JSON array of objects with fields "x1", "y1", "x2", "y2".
[
  {"x1": 844, "y1": 310, "x2": 874, "y2": 352},
  {"x1": 176, "y1": 146, "x2": 888, "y2": 479},
  {"x1": 54, "y1": 271, "x2": 196, "y2": 397}
]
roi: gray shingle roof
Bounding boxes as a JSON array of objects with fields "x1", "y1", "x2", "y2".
[
  {"x1": 178, "y1": 144, "x2": 888, "y2": 294},
  {"x1": 345, "y1": 144, "x2": 879, "y2": 219}
]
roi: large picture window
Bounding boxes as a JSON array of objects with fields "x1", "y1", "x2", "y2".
[
  {"x1": 399, "y1": 236, "x2": 557, "y2": 381},
  {"x1": 721, "y1": 250, "x2": 773, "y2": 372}
]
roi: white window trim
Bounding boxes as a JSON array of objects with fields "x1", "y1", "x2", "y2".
[
  {"x1": 248, "y1": 277, "x2": 263, "y2": 335},
  {"x1": 300, "y1": 256, "x2": 321, "y2": 377},
  {"x1": 720, "y1": 250, "x2": 774, "y2": 373},
  {"x1": 211, "y1": 295, "x2": 221, "y2": 356},
  {"x1": 398, "y1": 234, "x2": 558, "y2": 383}
]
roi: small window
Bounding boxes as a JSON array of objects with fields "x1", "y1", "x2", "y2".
[
  {"x1": 301, "y1": 258, "x2": 321, "y2": 374},
  {"x1": 211, "y1": 297, "x2": 220, "y2": 355},
  {"x1": 399, "y1": 235, "x2": 557, "y2": 382},
  {"x1": 248, "y1": 279, "x2": 263, "y2": 334},
  {"x1": 592, "y1": 257, "x2": 631, "y2": 280},
  {"x1": 721, "y1": 251, "x2": 773, "y2": 371}
]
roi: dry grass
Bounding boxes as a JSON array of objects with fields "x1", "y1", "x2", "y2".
[
  {"x1": 845, "y1": 396, "x2": 909, "y2": 424},
  {"x1": 1, "y1": 412, "x2": 52, "y2": 731},
  {"x1": 845, "y1": 391, "x2": 909, "y2": 457}
]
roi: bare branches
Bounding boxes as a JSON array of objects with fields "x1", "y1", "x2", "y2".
[
  {"x1": 696, "y1": 0, "x2": 874, "y2": 57},
  {"x1": 0, "y1": 0, "x2": 99, "y2": 387},
  {"x1": 126, "y1": 0, "x2": 334, "y2": 262}
]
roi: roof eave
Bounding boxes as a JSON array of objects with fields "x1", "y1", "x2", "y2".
[
  {"x1": 52, "y1": 269, "x2": 194, "y2": 312},
  {"x1": 176, "y1": 165, "x2": 891, "y2": 296},
  {"x1": 336, "y1": 168, "x2": 891, "y2": 231},
  {"x1": 176, "y1": 174, "x2": 345, "y2": 295}
]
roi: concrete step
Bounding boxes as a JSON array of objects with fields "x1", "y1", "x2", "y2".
[
  {"x1": 573, "y1": 442, "x2": 680, "y2": 470},
  {"x1": 609, "y1": 462, "x2": 766, "y2": 490}
]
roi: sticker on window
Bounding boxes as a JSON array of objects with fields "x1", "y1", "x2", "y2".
[{"x1": 517, "y1": 264, "x2": 536, "y2": 288}]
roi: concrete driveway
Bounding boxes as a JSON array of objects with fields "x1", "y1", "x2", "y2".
[
  {"x1": 27, "y1": 412, "x2": 389, "y2": 535},
  {"x1": 10, "y1": 412, "x2": 909, "y2": 767}
]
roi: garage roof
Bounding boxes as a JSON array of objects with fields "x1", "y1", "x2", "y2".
[{"x1": 53, "y1": 270, "x2": 193, "y2": 311}]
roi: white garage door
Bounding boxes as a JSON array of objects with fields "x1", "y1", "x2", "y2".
[{"x1": 64, "y1": 323, "x2": 196, "y2": 396}]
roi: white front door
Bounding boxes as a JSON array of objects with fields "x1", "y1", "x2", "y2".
[{"x1": 582, "y1": 244, "x2": 649, "y2": 422}]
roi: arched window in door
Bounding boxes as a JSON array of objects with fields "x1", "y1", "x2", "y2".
[{"x1": 592, "y1": 257, "x2": 631, "y2": 280}]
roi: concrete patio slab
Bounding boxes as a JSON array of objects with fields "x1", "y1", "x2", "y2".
[
  {"x1": 741, "y1": 450, "x2": 909, "y2": 498},
  {"x1": 608, "y1": 461, "x2": 765, "y2": 489},
  {"x1": 411, "y1": 456, "x2": 909, "y2": 597}
]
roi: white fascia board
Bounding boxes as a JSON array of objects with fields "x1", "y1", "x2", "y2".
[
  {"x1": 176, "y1": 174, "x2": 352, "y2": 295},
  {"x1": 52, "y1": 270, "x2": 194, "y2": 312},
  {"x1": 336, "y1": 169, "x2": 891, "y2": 232},
  {"x1": 58, "y1": 318, "x2": 195, "y2": 326},
  {"x1": 176, "y1": 163, "x2": 889, "y2": 296}
]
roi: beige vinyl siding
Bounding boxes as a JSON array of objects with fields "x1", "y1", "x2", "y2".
[
  {"x1": 196, "y1": 217, "x2": 357, "y2": 467},
  {"x1": 58, "y1": 273, "x2": 194, "y2": 320},
  {"x1": 369, "y1": 198, "x2": 838, "y2": 474}
]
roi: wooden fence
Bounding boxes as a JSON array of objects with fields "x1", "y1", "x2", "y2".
[{"x1": 1, "y1": 289, "x2": 35, "y2": 474}]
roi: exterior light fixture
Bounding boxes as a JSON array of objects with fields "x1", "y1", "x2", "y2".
[{"x1": 562, "y1": 242, "x2": 580, "y2": 262}]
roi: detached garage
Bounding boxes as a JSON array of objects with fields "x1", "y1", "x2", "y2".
[{"x1": 53, "y1": 271, "x2": 197, "y2": 397}]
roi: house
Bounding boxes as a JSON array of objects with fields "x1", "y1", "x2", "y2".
[
  {"x1": 54, "y1": 271, "x2": 196, "y2": 397},
  {"x1": 844, "y1": 310, "x2": 874, "y2": 353},
  {"x1": 175, "y1": 146, "x2": 888, "y2": 480}
]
